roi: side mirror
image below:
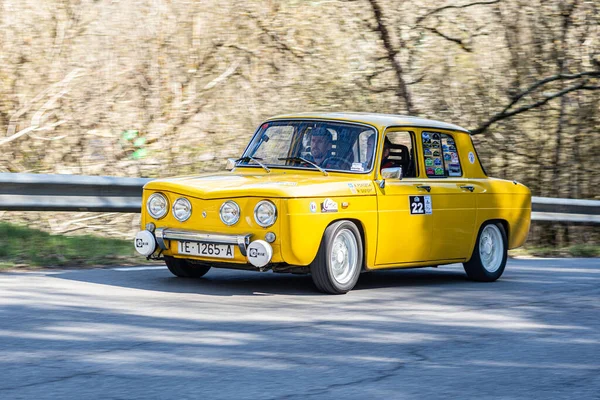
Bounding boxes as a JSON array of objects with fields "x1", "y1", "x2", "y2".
[
  {"x1": 225, "y1": 158, "x2": 237, "y2": 171},
  {"x1": 381, "y1": 166, "x2": 403, "y2": 180}
]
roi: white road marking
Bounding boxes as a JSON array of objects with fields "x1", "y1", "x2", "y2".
[{"x1": 111, "y1": 266, "x2": 167, "y2": 271}]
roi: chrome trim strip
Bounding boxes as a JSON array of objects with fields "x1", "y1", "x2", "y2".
[{"x1": 155, "y1": 228, "x2": 253, "y2": 256}]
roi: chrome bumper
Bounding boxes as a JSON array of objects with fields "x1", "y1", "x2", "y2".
[{"x1": 154, "y1": 228, "x2": 253, "y2": 256}]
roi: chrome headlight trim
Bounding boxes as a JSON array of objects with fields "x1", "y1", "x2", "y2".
[
  {"x1": 172, "y1": 197, "x2": 192, "y2": 222},
  {"x1": 219, "y1": 200, "x2": 241, "y2": 226},
  {"x1": 147, "y1": 193, "x2": 168, "y2": 219},
  {"x1": 254, "y1": 200, "x2": 277, "y2": 228}
]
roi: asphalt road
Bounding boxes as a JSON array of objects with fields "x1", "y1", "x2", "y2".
[{"x1": 1, "y1": 258, "x2": 599, "y2": 400}]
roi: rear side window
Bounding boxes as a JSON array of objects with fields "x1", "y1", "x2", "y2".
[{"x1": 422, "y1": 132, "x2": 462, "y2": 177}]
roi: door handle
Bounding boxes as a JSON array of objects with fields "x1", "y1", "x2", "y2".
[
  {"x1": 416, "y1": 185, "x2": 431, "y2": 192},
  {"x1": 460, "y1": 185, "x2": 475, "y2": 192}
]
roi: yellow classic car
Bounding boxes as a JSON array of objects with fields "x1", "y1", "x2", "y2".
[{"x1": 134, "y1": 112, "x2": 531, "y2": 294}]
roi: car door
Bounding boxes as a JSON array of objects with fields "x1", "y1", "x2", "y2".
[
  {"x1": 420, "y1": 131, "x2": 478, "y2": 261},
  {"x1": 375, "y1": 130, "x2": 433, "y2": 266}
]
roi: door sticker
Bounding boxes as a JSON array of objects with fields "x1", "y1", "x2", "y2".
[
  {"x1": 321, "y1": 198, "x2": 338, "y2": 213},
  {"x1": 409, "y1": 195, "x2": 432, "y2": 215}
]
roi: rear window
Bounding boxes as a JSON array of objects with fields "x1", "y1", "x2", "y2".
[{"x1": 422, "y1": 132, "x2": 462, "y2": 177}]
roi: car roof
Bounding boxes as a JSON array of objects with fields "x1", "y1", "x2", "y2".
[{"x1": 266, "y1": 112, "x2": 471, "y2": 134}]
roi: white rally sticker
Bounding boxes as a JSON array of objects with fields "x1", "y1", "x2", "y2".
[
  {"x1": 321, "y1": 198, "x2": 338, "y2": 213},
  {"x1": 468, "y1": 152, "x2": 475, "y2": 164},
  {"x1": 351, "y1": 162, "x2": 364, "y2": 172},
  {"x1": 409, "y1": 195, "x2": 432, "y2": 215},
  {"x1": 424, "y1": 195, "x2": 432, "y2": 214}
]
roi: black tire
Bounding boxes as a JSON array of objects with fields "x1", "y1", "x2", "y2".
[
  {"x1": 310, "y1": 221, "x2": 363, "y2": 294},
  {"x1": 463, "y1": 222, "x2": 508, "y2": 282},
  {"x1": 165, "y1": 256, "x2": 211, "y2": 278}
]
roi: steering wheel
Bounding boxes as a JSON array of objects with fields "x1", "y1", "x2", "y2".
[{"x1": 322, "y1": 156, "x2": 352, "y2": 170}]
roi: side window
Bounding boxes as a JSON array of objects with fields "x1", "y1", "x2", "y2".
[
  {"x1": 384, "y1": 131, "x2": 416, "y2": 177},
  {"x1": 421, "y1": 132, "x2": 462, "y2": 177}
]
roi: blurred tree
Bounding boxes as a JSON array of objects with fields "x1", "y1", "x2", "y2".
[{"x1": 0, "y1": 0, "x2": 598, "y2": 245}]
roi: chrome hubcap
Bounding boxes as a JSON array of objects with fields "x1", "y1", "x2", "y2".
[
  {"x1": 329, "y1": 228, "x2": 358, "y2": 285},
  {"x1": 479, "y1": 225, "x2": 504, "y2": 273}
]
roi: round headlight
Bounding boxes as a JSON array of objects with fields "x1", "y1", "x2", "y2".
[
  {"x1": 220, "y1": 201, "x2": 240, "y2": 226},
  {"x1": 254, "y1": 200, "x2": 277, "y2": 227},
  {"x1": 173, "y1": 197, "x2": 192, "y2": 222},
  {"x1": 147, "y1": 193, "x2": 168, "y2": 219}
]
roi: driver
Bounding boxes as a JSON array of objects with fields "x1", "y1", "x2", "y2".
[{"x1": 308, "y1": 127, "x2": 332, "y2": 166}]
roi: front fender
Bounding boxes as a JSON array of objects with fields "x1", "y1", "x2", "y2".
[{"x1": 279, "y1": 197, "x2": 377, "y2": 266}]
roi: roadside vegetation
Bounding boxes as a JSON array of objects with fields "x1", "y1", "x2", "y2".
[
  {"x1": 0, "y1": 0, "x2": 598, "y2": 250},
  {"x1": 0, "y1": 222, "x2": 146, "y2": 270},
  {"x1": 510, "y1": 244, "x2": 600, "y2": 258},
  {"x1": 0, "y1": 221, "x2": 597, "y2": 271}
]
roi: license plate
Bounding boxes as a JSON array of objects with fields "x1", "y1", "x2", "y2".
[{"x1": 177, "y1": 241, "x2": 235, "y2": 259}]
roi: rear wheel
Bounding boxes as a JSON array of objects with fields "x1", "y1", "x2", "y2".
[
  {"x1": 463, "y1": 222, "x2": 507, "y2": 282},
  {"x1": 165, "y1": 256, "x2": 211, "y2": 278},
  {"x1": 310, "y1": 221, "x2": 363, "y2": 294}
]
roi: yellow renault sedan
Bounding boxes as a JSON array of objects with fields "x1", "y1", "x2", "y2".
[{"x1": 134, "y1": 113, "x2": 531, "y2": 294}]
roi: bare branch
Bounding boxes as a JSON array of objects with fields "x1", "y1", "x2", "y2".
[
  {"x1": 2, "y1": 69, "x2": 84, "y2": 147},
  {"x1": 498, "y1": 71, "x2": 600, "y2": 118},
  {"x1": 202, "y1": 59, "x2": 241, "y2": 90},
  {"x1": 355, "y1": 80, "x2": 395, "y2": 94},
  {"x1": 416, "y1": 0, "x2": 501, "y2": 24},
  {"x1": 471, "y1": 77, "x2": 600, "y2": 135},
  {"x1": 0, "y1": 125, "x2": 38, "y2": 146},
  {"x1": 366, "y1": 0, "x2": 415, "y2": 113},
  {"x1": 424, "y1": 26, "x2": 473, "y2": 52}
]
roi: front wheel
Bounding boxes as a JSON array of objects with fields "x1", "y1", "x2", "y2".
[
  {"x1": 165, "y1": 256, "x2": 211, "y2": 278},
  {"x1": 310, "y1": 221, "x2": 363, "y2": 294},
  {"x1": 463, "y1": 222, "x2": 508, "y2": 282}
]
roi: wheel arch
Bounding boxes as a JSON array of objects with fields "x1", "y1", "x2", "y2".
[
  {"x1": 467, "y1": 218, "x2": 509, "y2": 262},
  {"x1": 316, "y1": 218, "x2": 367, "y2": 269},
  {"x1": 485, "y1": 218, "x2": 509, "y2": 242}
]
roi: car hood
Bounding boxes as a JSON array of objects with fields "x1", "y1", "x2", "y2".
[{"x1": 144, "y1": 170, "x2": 377, "y2": 199}]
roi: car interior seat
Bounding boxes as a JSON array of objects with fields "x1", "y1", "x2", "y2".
[{"x1": 387, "y1": 144, "x2": 413, "y2": 177}]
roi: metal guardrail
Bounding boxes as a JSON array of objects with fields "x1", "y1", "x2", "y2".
[
  {"x1": 0, "y1": 173, "x2": 598, "y2": 223},
  {"x1": 0, "y1": 173, "x2": 151, "y2": 212},
  {"x1": 531, "y1": 196, "x2": 600, "y2": 224}
]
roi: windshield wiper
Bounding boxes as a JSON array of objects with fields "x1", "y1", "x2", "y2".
[
  {"x1": 277, "y1": 157, "x2": 328, "y2": 176},
  {"x1": 235, "y1": 156, "x2": 270, "y2": 173}
]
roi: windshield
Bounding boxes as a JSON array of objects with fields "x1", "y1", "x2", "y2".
[{"x1": 240, "y1": 120, "x2": 378, "y2": 173}]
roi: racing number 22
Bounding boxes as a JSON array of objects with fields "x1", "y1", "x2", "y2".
[
  {"x1": 409, "y1": 195, "x2": 432, "y2": 215},
  {"x1": 411, "y1": 201, "x2": 423, "y2": 214}
]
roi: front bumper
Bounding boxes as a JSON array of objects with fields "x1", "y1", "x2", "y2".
[{"x1": 154, "y1": 228, "x2": 253, "y2": 256}]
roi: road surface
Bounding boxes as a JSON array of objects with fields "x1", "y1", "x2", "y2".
[{"x1": 1, "y1": 258, "x2": 599, "y2": 399}]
